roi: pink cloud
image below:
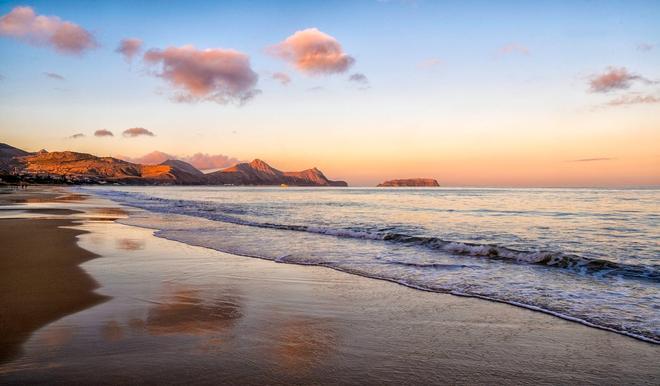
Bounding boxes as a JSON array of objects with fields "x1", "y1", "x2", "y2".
[
  {"x1": 69, "y1": 133, "x2": 84, "y2": 139},
  {"x1": 0, "y1": 6, "x2": 96, "y2": 54},
  {"x1": 268, "y1": 28, "x2": 355, "y2": 75},
  {"x1": 118, "y1": 151, "x2": 172, "y2": 165},
  {"x1": 94, "y1": 129, "x2": 114, "y2": 137},
  {"x1": 144, "y1": 45, "x2": 260, "y2": 104},
  {"x1": 123, "y1": 127, "x2": 154, "y2": 137},
  {"x1": 498, "y1": 43, "x2": 530, "y2": 56},
  {"x1": 588, "y1": 67, "x2": 651, "y2": 93},
  {"x1": 119, "y1": 150, "x2": 241, "y2": 170},
  {"x1": 272, "y1": 72, "x2": 291, "y2": 85},
  {"x1": 116, "y1": 38, "x2": 143, "y2": 61},
  {"x1": 183, "y1": 153, "x2": 241, "y2": 170}
]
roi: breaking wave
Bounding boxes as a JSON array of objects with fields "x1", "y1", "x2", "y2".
[{"x1": 88, "y1": 189, "x2": 659, "y2": 282}]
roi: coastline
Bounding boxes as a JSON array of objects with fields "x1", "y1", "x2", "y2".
[{"x1": 0, "y1": 186, "x2": 658, "y2": 384}]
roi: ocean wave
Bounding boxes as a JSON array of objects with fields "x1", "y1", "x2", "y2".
[
  {"x1": 381, "y1": 260, "x2": 478, "y2": 270},
  {"x1": 277, "y1": 227, "x2": 658, "y2": 281},
  {"x1": 88, "y1": 189, "x2": 659, "y2": 282},
  {"x1": 91, "y1": 187, "x2": 660, "y2": 344}
]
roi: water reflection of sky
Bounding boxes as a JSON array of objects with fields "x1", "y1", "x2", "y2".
[{"x1": 3, "y1": 215, "x2": 345, "y2": 381}]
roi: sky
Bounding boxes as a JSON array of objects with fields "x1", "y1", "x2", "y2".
[{"x1": 0, "y1": 0, "x2": 659, "y2": 187}]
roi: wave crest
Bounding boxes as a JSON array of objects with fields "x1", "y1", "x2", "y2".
[{"x1": 89, "y1": 189, "x2": 659, "y2": 282}]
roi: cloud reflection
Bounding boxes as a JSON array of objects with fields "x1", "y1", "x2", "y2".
[
  {"x1": 116, "y1": 238, "x2": 145, "y2": 251},
  {"x1": 269, "y1": 318, "x2": 336, "y2": 374},
  {"x1": 101, "y1": 320, "x2": 124, "y2": 342},
  {"x1": 135, "y1": 285, "x2": 242, "y2": 337}
]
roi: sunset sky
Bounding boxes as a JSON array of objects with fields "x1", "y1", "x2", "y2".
[{"x1": 1, "y1": 0, "x2": 659, "y2": 187}]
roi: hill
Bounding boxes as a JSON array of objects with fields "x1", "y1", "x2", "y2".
[
  {"x1": 17, "y1": 150, "x2": 205, "y2": 184},
  {"x1": 0, "y1": 143, "x2": 31, "y2": 173},
  {"x1": 206, "y1": 159, "x2": 348, "y2": 186},
  {"x1": 0, "y1": 144, "x2": 347, "y2": 186}
]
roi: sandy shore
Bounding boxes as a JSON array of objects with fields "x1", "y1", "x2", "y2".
[
  {"x1": 0, "y1": 187, "x2": 658, "y2": 385},
  {"x1": 0, "y1": 188, "x2": 108, "y2": 363}
]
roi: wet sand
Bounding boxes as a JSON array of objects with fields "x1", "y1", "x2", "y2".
[
  {"x1": 0, "y1": 189, "x2": 108, "y2": 363},
  {"x1": 0, "y1": 187, "x2": 658, "y2": 384}
]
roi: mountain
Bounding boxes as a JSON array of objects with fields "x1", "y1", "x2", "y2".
[
  {"x1": 0, "y1": 144, "x2": 347, "y2": 186},
  {"x1": 207, "y1": 159, "x2": 283, "y2": 185},
  {"x1": 16, "y1": 150, "x2": 206, "y2": 184},
  {"x1": 160, "y1": 159, "x2": 204, "y2": 176},
  {"x1": 0, "y1": 143, "x2": 30, "y2": 159},
  {"x1": 206, "y1": 159, "x2": 348, "y2": 186},
  {"x1": 283, "y1": 167, "x2": 347, "y2": 186},
  {"x1": 0, "y1": 143, "x2": 31, "y2": 173},
  {"x1": 377, "y1": 178, "x2": 439, "y2": 187}
]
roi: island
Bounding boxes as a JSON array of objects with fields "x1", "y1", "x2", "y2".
[{"x1": 377, "y1": 178, "x2": 439, "y2": 187}]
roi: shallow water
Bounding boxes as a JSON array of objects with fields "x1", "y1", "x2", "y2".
[
  {"x1": 2, "y1": 191, "x2": 659, "y2": 384},
  {"x1": 83, "y1": 186, "x2": 660, "y2": 342}
]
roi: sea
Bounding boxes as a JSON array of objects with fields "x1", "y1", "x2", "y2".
[{"x1": 82, "y1": 186, "x2": 660, "y2": 343}]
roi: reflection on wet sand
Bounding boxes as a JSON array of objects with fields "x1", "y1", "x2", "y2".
[
  {"x1": 92, "y1": 283, "x2": 242, "y2": 348},
  {"x1": 5, "y1": 196, "x2": 61, "y2": 204},
  {"x1": 116, "y1": 238, "x2": 145, "y2": 251},
  {"x1": 92, "y1": 207, "x2": 128, "y2": 217},
  {"x1": 53, "y1": 193, "x2": 89, "y2": 202},
  {"x1": 270, "y1": 317, "x2": 336, "y2": 374},
  {"x1": 1, "y1": 190, "x2": 87, "y2": 204},
  {"x1": 83, "y1": 207, "x2": 130, "y2": 222},
  {"x1": 136, "y1": 285, "x2": 242, "y2": 337},
  {"x1": 101, "y1": 321, "x2": 124, "y2": 342},
  {"x1": 38, "y1": 326, "x2": 74, "y2": 349},
  {"x1": 57, "y1": 280, "x2": 338, "y2": 375}
]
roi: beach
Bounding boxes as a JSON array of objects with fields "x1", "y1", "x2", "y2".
[
  {"x1": 0, "y1": 188, "x2": 108, "y2": 363},
  {"x1": 0, "y1": 186, "x2": 658, "y2": 385}
]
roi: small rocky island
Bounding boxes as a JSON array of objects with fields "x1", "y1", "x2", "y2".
[{"x1": 377, "y1": 178, "x2": 439, "y2": 187}]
